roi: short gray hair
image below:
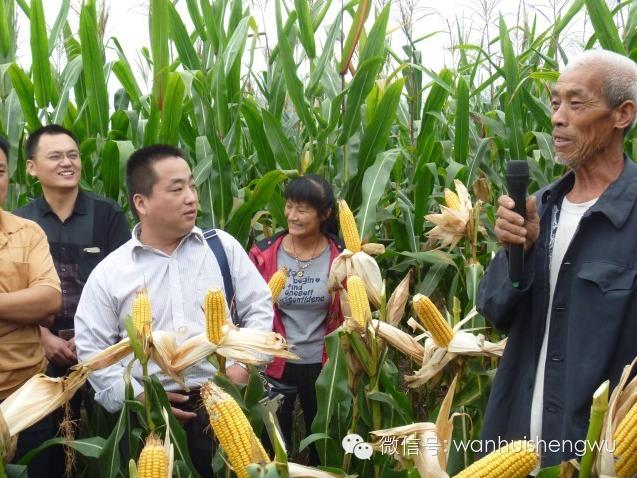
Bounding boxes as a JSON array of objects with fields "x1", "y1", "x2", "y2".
[{"x1": 562, "y1": 49, "x2": 637, "y2": 129}]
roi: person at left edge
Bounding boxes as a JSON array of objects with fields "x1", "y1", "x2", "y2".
[
  {"x1": 13, "y1": 124, "x2": 130, "y2": 478},
  {"x1": 0, "y1": 135, "x2": 61, "y2": 476}
]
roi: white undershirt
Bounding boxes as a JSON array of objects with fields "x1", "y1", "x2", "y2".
[{"x1": 529, "y1": 195, "x2": 598, "y2": 470}]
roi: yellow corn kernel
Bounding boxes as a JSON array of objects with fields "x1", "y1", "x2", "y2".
[
  {"x1": 132, "y1": 290, "x2": 152, "y2": 340},
  {"x1": 412, "y1": 294, "x2": 454, "y2": 348},
  {"x1": 268, "y1": 267, "x2": 288, "y2": 303},
  {"x1": 205, "y1": 289, "x2": 227, "y2": 345},
  {"x1": 347, "y1": 276, "x2": 371, "y2": 328},
  {"x1": 338, "y1": 199, "x2": 362, "y2": 253},
  {"x1": 444, "y1": 189, "x2": 461, "y2": 210},
  {"x1": 201, "y1": 382, "x2": 270, "y2": 478},
  {"x1": 613, "y1": 401, "x2": 637, "y2": 477},
  {"x1": 137, "y1": 434, "x2": 168, "y2": 478},
  {"x1": 453, "y1": 441, "x2": 538, "y2": 478}
]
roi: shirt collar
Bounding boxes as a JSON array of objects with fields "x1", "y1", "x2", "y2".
[
  {"x1": 540, "y1": 157, "x2": 637, "y2": 229},
  {"x1": 36, "y1": 189, "x2": 87, "y2": 217},
  {"x1": 130, "y1": 224, "x2": 205, "y2": 258}
]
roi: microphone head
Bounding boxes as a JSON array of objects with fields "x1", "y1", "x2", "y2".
[{"x1": 507, "y1": 160, "x2": 529, "y2": 177}]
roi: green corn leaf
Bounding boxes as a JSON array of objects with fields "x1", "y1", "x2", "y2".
[
  {"x1": 358, "y1": 1, "x2": 390, "y2": 64},
  {"x1": 339, "y1": 0, "x2": 371, "y2": 74},
  {"x1": 0, "y1": 0, "x2": 11, "y2": 59},
  {"x1": 307, "y1": 17, "x2": 341, "y2": 96},
  {"x1": 241, "y1": 99, "x2": 277, "y2": 173},
  {"x1": 79, "y1": 0, "x2": 109, "y2": 136},
  {"x1": 112, "y1": 60, "x2": 142, "y2": 110},
  {"x1": 275, "y1": 0, "x2": 317, "y2": 136},
  {"x1": 185, "y1": 0, "x2": 206, "y2": 41},
  {"x1": 261, "y1": 109, "x2": 297, "y2": 170},
  {"x1": 7, "y1": 63, "x2": 41, "y2": 132},
  {"x1": 204, "y1": 131, "x2": 234, "y2": 227},
  {"x1": 158, "y1": 72, "x2": 186, "y2": 145},
  {"x1": 356, "y1": 149, "x2": 400, "y2": 240},
  {"x1": 294, "y1": 0, "x2": 316, "y2": 58},
  {"x1": 30, "y1": 0, "x2": 53, "y2": 108},
  {"x1": 585, "y1": 0, "x2": 625, "y2": 53},
  {"x1": 213, "y1": 61, "x2": 230, "y2": 135},
  {"x1": 348, "y1": 77, "x2": 405, "y2": 204},
  {"x1": 499, "y1": 16, "x2": 525, "y2": 161},
  {"x1": 454, "y1": 75, "x2": 470, "y2": 165},
  {"x1": 226, "y1": 170, "x2": 289, "y2": 247},
  {"x1": 168, "y1": 1, "x2": 201, "y2": 70},
  {"x1": 338, "y1": 56, "x2": 384, "y2": 144},
  {"x1": 48, "y1": 0, "x2": 70, "y2": 55},
  {"x1": 101, "y1": 140, "x2": 120, "y2": 201},
  {"x1": 150, "y1": 0, "x2": 170, "y2": 110},
  {"x1": 223, "y1": 16, "x2": 251, "y2": 77},
  {"x1": 52, "y1": 56, "x2": 83, "y2": 125}
]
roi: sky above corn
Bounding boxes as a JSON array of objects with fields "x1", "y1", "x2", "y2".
[{"x1": 16, "y1": 0, "x2": 593, "y2": 91}]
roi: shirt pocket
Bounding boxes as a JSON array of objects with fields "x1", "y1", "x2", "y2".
[
  {"x1": 0, "y1": 258, "x2": 29, "y2": 292},
  {"x1": 78, "y1": 247, "x2": 105, "y2": 282},
  {"x1": 577, "y1": 261, "x2": 637, "y2": 293}
]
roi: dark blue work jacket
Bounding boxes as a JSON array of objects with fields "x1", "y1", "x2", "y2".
[{"x1": 477, "y1": 159, "x2": 637, "y2": 466}]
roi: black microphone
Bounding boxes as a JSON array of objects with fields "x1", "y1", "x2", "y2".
[{"x1": 506, "y1": 160, "x2": 530, "y2": 288}]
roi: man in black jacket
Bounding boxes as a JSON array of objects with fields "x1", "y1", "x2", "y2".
[{"x1": 477, "y1": 49, "x2": 637, "y2": 468}]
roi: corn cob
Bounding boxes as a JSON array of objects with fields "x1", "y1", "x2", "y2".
[
  {"x1": 412, "y1": 294, "x2": 454, "y2": 348},
  {"x1": 338, "y1": 199, "x2": 362, "y2": 253},
  {"x1": 268, "y1": 267, "x2": 288, "y2": 303},
  {"x1": 453, "y1": 441, "x2": 538, "y2": 478},
  {"x1": 444, "y1": 189, "x2": 461, "y2": 210},
  {"x1": 205, "y1": 288, "x2": 226, "y2": 345},
  {"x1": 137, "y1": 434, "x2": 168, "y2": 478},
  {"x1": 132, "y1": 289, "x2": 152, "y2": 340},
  {"x1": 613, "y1": 401, "x2": 637, "y2": 477},
  {"x1": 347, "y1": 276, "x2": 371, "y2": 328},
  {"x1": 201, "y1": 382, "x2": 270, "y2": 478}
]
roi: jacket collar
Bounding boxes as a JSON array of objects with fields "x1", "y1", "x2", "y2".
[{"x1": 540, "y1": 158, "x2": 637, "y2": 229}]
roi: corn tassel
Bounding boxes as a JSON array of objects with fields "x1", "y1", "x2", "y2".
[
  {"x1": 205, "y1": 289, "x2": 226, "y2": 345},
  {"x1": 137, "y1": 434, "x2": 169, "y2": 478},
  {"x1": 268, "y1": 267, "x2": 288, "y2": 303},
  {"x1": 347, "y1": 276, "x2": 371, "y2": 328},
  {"x1": 614, "y1": 401, "x2": 637, "y2": 477},
  {"x1": 444, "y1": 189, "x2": 461, "y2": 210},
  {"x1": 413, "y1": 294, "x2": 454, "y2": 348},
  {"x1": 201, "y1": 382, "x2": 270, "y2": 478},
  {"x1": 453, "y1": 441, "x2": 538, "y2": 478},
  {"x1": 338, "y1": 199, "x2": 362, "y2": 252},
  {"x1": 132, "y1": 290, "x2": 152, "y2": 340}
]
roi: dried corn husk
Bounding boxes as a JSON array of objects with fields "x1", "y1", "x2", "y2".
[{"x1": 329, "y1": 248, "x2": 384, "y2": 308}]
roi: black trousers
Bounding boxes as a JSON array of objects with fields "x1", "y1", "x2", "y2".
[{"x1": 276, "y1": 362, "x2": 322, "y2": 466}]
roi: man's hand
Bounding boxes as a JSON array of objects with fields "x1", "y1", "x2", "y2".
[
  {"x1": 495, "y1": 195, "x2": 540, "y2": 251},
  {"x1": 226, "y1": 363, "x2": 249, "y2": 385},
  {"x1": 40, "y1": 326, "x2": 77, "y2": 366},
  {"x1": 136, "y1": 391, "x2": 197, "y2": 424}
]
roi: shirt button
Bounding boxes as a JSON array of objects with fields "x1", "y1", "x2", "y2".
[
  {"x1": 178, "y1": 326, "x2": 187, "y2": 334},
  {"x1": 62, "y1": 289, "x2": 67, "y2": 294}
]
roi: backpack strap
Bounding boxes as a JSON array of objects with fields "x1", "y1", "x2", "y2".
[{"x1": 203, "y1": 228, "x2": 239, "y2": 325}]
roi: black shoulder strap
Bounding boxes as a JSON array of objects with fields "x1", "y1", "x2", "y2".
[{"x1": 203, "y1": 228, "x2": 239, "y2": 325}]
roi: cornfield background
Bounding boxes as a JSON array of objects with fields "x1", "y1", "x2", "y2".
[{"x1": 2, "y1": 0, "x2": 637, "y2": 476}]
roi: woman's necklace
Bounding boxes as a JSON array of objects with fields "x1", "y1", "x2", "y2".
[{"x1": 290, "y1": 235, "x2": 321, "y2": 277}]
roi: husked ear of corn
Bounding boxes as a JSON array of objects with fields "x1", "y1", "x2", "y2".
[
  {"x1": 452, "y1": 440, "x2": 538, "y2": 478},
  {"x1": 201, "y1": 382, "x2": 270, "y2": 478},
  {"x1": 613, "y1": 400, "x2": 637, "y2": 477},
  {"x1": 444, "y1": 189, "x2": 461, "y2": 210},
  {"x1": 137, "y1": 434, "x2": 169, "y2": 478},
  {"x1": 205, "y1": 288, "x2": 227, "y2": 345},
  {"x1": 132, "y1": 289, "x2": 152, "y2": 340},
  {"x1": 412, "y1": 294, "x2": 454, "y2": 348},
  {"x1": 338, "y1": 199, "x2": 362, "y2": 253},
  {"x1": 347, "y1": 275, "x2": 371, "y2": 328},
  {"x1": 268, "y1": 267, "x2": 288, "y2": 303}
]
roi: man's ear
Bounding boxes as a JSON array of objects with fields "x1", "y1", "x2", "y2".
[
  {"x1": 133, "y1": 193, "x2": 147, "y2": 217},
  {"x1": 26, "y1": 158, "x2": 37, "y2": 178},
  {"x1": 615, "y1": 100, "x2": 636, "y2": 131}
]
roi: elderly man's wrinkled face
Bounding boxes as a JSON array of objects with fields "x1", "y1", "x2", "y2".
[{"x1": 551, "y1": 65, "x2": 617, "y2": 169}]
